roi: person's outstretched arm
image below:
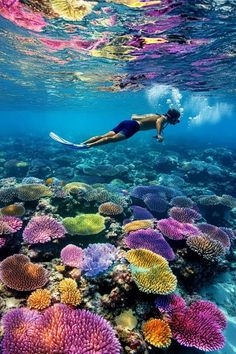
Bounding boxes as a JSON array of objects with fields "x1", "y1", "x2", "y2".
[{"x1": 156, "y1": 116, "x2": 166, "y2": 142}]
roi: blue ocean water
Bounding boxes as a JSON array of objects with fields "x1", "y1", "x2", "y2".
[{"x1": 0, "y1": 0, "x2": 236, "y2": 353}]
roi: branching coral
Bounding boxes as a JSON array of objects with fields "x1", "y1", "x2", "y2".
[
  {"x1": 126, "y1": 249, "x2": 177, "y2": 295},
  {"x1": 63, "y1": 213, "x2": 105, "y2": 235},
  {"x1": 2, "y1": 304, "x2": 121, "y2": 354},
  {"x1": 143, "y1": 318, "x2": 172, "y2": 348},
  {"x1": 16, "y1": 184, "x2": 52, "y2": 201},
  {"x1": 60, "y1": 244, "x2": 84, "y2": 268},
  {"x1": 124, "y1": 229, "x2": 175, "y2": 261},
  {"x1": 99, "y1": 202, "x2": 123, "y2": 216},
  {"x1": 58, "y1": 278, "x2": 81, "y2": 306},
  {"x1": 186, "y1": 235, "x2": 225, "y2": 261},
  {"x1": 123, "y1": 220, "x2": 153, "y2": 233},
  {"x1": 27, "y1": 289, "x2": 51, "y2": 310},
  {"x1": 0, "y1": 254, "x2": 49, "y2": 291},
  {"x1": 23, "y1": 216, "x2": 66, "y2": 244}
]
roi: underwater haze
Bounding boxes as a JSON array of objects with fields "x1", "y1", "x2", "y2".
[{"x1": 0, "y1": 0, "x2": 236, "y2": 354}]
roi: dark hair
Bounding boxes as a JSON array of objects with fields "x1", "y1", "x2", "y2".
[{"x1": 165, "y1": 108, "x2": 181, "y2": 124}]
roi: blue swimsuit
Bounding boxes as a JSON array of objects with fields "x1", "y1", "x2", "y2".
[{"x1": 112, "y1": 120, "x2": 140, "y2": 138}]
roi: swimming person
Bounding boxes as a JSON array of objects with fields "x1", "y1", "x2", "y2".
[{"x1": 49, "y1": 108, "x2": 181, "y2": 150}]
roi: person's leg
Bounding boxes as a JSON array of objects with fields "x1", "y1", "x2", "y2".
[
  {"x1": 87, "y1": 133, "x2": 126, "y2": 147},
  {"x1": 82, "y1": 131, "x2": 115, "y2": 144}
]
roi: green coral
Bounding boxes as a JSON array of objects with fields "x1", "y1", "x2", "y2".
[
  {"x1": 16, "y1": 184, "x2": 52, "y2": 201},
  {"x1": 63, "y1": 213, "x2": 106, "y2": 235}
]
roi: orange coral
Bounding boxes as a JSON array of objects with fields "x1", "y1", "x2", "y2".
[
  {"x1": 58, "y1": 278, "x2": 77, "y2": 292},
  {"x1": 27, "y1": 289, "x2": 51, "y2": 310},
  {"x1": 126, "y1": 249, "x2": 177, "y2": 295},
  {"x1": 98, "y1": 202, "x2": 123, "y2": 216},
  {"x1": 1, "y1": 203, "x2": 25, "y2": 217},
  {"x1": 143, "y1": 319, "x2": 172, "y2": 348},
  {"x1": 123, "y1": 220, "x2": 153, "y2": 233},
  {"x1": 0, "y1": 254, "x2": 49, "y2": 291},
  {"x1": 60, "y1": 289, "x2": 82, "y2": 306}
]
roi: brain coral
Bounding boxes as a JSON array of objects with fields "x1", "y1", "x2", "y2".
[
  {"x1": 0, "y1": 216, "x2": 23, "y2": 232},
  {"x1": 158, "y1": 218, "x2": 199, "y2": 240},
  {"x1": 23, "y1": 216, "x2": 66, "y2": 244},
  {"x1": 27, "y1": 289, "x2": 51, "y2": 310},
  {"x1": 170, "y1": 301, "x2": 226, "y2": 351},
  {"x1": 99, "y1": 202, "x2": 124, "y2": 216},
  {"x1": 0, "y1": 203, "x2": 25, "y2": 217},
  {"x1": 126, "y1": 249, "x2": 177, "y2": 295},
  {"x1": 197, "y1": 223, "x2": 230, "y2": 250},
  {"x1": 83, "y1": 243, "x2": 118, "y2": 277},
  {"x1": 168, "y1": 207, "x2": 201, "y2": 224},
  {"x1": 124, "y1": 229, "x2": 175, "y2": 261},
  {"x1": 2, "y1": 304, "x2": 121, "y2": 354},
  {"x1": 130, "y1": 206, "x2": 154, "y2": 220},
  {"x1": 63, "y1": 213, "x2": 105, "y2": 235},
  {"x1": 186, "y1": 235, "x2": 225, "y2": 261},
  {"x1": 0, "y1": 254, "x2": 49, "y2": 291},
  {"x1": 123, "y1": 220, "x2": 153, "y2": 233},
  {"x1": 16, "y1": 184, "x2": 52, "y2": 201},
  {"x1": 60, "y1": 244, "x2": 84, "y2": 268},
  {"x1": 170, "y1": 196, "x2": 194, "y2": 208},
  {"x1": 143, "y1": 319, "x2": 172, "y2": 348},
  {"x1": 144, "y1": 193, "x2": 169, "y2": 213}
]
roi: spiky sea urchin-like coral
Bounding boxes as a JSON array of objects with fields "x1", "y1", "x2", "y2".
[
  {"x1": 50, "y1": 0, "x2": 96, "y2": 21},
  {"x1": 2, "y1": 304, "x2": 121, "y2": 354},
  {"x1": 60, "y1": 244, "x2": 84, "y2": 268},
  {"x1": 123, "y1": 219, "x2": 153, "y2": 233},
  {"x1": 124, "y1": 229, "x2": 175, "y2": 261},
  {"x1": 126, "y1": 249, "x2": 177, "y2": 295},
  {"x1": 143, "y1": 318, "x2": 172, "y2": 348},
  {"x1": 0, "y1": 254, "x2": 49, "y2": 291},
  {"x1": 16, "y1": 184, "x2": 52, "y2": 201},
  {"x1": 27, "y1": 289, "x2": 51, "y2": 310},
  {"x1": 98, "y1": 202, "x2": 124, "y2": 216},
  {"x1": 186, "y1": 235, "x2": 225, "y2": 261},
  {"x1": 23, "y1": 216, "x2": 66, "y2": 244},
  {"x1": 63, "y1": 213, "x2": 105, "y2": 235}
]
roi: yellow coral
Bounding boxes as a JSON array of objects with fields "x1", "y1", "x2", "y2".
[
  {"x1": 60, "y1": 289, "x2": 82, "y2": 306},
  {"x1": 123, "y1": 220, "x2": 153, "y2": 233},
  {"x1": 55, "y1": 265, "x2": 65, "y2": 273},
  {"x1": 50, "y1": 0, "x2": 96, "y2": 21},
  {"x1": 58, "y1": 278, "x2": 78, "y2": 292},
  {"x1": 126, "y1": 249, "x2": 177, "y2": 295},
  {"x1": 64, "y1": 182, "x2": 92, "y2": 194},
  {"x1": 143, "y1": 319, "x2": 172, "y2": 348},
  {"x1": 115, "y1": 309, "x2": 137, "y2": 330},
  {"x1": 63, "y1": 213, "x2": 105, "y2": 235},
  {"x1": 108, "y1": 0, "x2": 160, "y2": 7},
  {"x1": 0, "y1": 203, "x2": 25, "y2": 217},
  {"x1": 17, "y1": 184, "x2": 52, "y2": 201},
  {"x1": 27, "y1": 289, "x2": 51, "y2": 310}
]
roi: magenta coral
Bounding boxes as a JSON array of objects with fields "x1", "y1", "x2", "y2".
[
  {"x1": 23, "y1": 216, "x2": 66, "y2": 244},
  {"x1": 155, "y1": 294, "x2": 186, "y2": 315},
  {"x1": 168, "y1": 207, "x2": 201, "y2": 224},
  {"x1": 124, "y1": 229, "x2": 175, "y2": 261},
  {"x1": 158, "y1": 218, "x2": 199, "y2": 240},
  {"x1": 60, "y1": 244, "x2": 84, "y2": 268},
  {"x1": 0, "y1": 216, "x2": 23, "y2": 232},
  {"x1": 2, "y1": 304, "x2": 121, "y2": 354},
  {"x1": 170, "y1": 300, "x2": 226, "y2": 351}
]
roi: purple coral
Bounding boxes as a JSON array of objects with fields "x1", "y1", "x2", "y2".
[
  {"x1": 60, "y1": 244, "x2": 84, "y2": 268},
  {"x1": 131, "y1": 185, "x2": 180, "y2": 201},
  {"x1": 130, "y1": 206, "x2": 154, "y2": 220},
  {"x1": 220, "y1": 227, "x2": 236, "y2": 241},
  {"x1": 168, "y1": 207, "x2": 201, "y2": 223},
  {"x1": 144, "y1": 193, "x2": 169, "y2": 213},
  {"x1": 124, "y1": 229, "x2": 175, "y2": 261},
  {"x1": 170, "y1": 196, "x2": 194, "y2": 208},
  {"x1": 2, "y1": 304, "x2": 121, "y2": 354},
  {"x1": 198, "y1": 223, "x2": 230, "y2": 250},
  {"x1": 83, "y1": 243, "x2": 118, "y2": 277},
  {"x1": 158, "y1": 218, "x2": 199, "y2": 240},
  {"x1": 155, "y1": 294, "x2": 186, "y2": 315},
  {"x1": 170, "y1": 300, "x2": 226, "y2": 351},
  {"x1": 23, "y1": 216, "x2": 66, "y2": 244},
  {"x1": 0, "y1": 216, "x2": 23, "y2": 232}
]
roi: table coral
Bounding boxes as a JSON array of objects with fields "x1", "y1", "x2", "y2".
[
  {"x1": 0, "y1": 254, "x2": 49, "y2": 291},
  {"x1": 158, "y1": 217, "x2": 199, "y2": 240},
  {"x1": 168, "y1": 207, "x2": 201, "y2": 223},
  {"x1": 63, "y1": 213, "x2": 105, "y2": 235},
  {"x1": 16, "y1": 184, "x2": 52, "y2": 201},
  {"x1": 123, "y1": 219, "x2": 153, "y2": 233}
]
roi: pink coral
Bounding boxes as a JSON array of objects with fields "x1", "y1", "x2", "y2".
[
  {"x1": 2, "y1": 304, "x2": 121, "y2": 354},
  {"x1": 158, "y1": 218, "x2": 199, "y2": 240},
  {"x1": 0, "y1": 0, "x2": 46, "y2": 32},
  {"x1": 155, "y1": 294, "x2": 187, "y2": 315},
  {"x1": 23, "y1": 216, "x2": 66, "y2": 244},
  {"x1": 0, "y1": 216, "x2": 23, "y2": 232},
  {"x1": 170, "y1": 300, "x2": 226, "y2": 351},
  {"x1": 60, "y1": 244, "x2": 84, "y2": 268},
  {"x1": 168, "y1": 207, "x2": 201, "y2": 224},
  {"x1": 0, "y1": 221, "x2": 14, "y2": 235}
]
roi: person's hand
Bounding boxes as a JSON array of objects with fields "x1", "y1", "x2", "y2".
[{"x1": 157, "y1": 134, "x2": 164, "y2": 143}]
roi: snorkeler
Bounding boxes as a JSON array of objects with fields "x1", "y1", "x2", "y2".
[{"x1": 49, "y1": 108, "x2": 181, "y2": 150}]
